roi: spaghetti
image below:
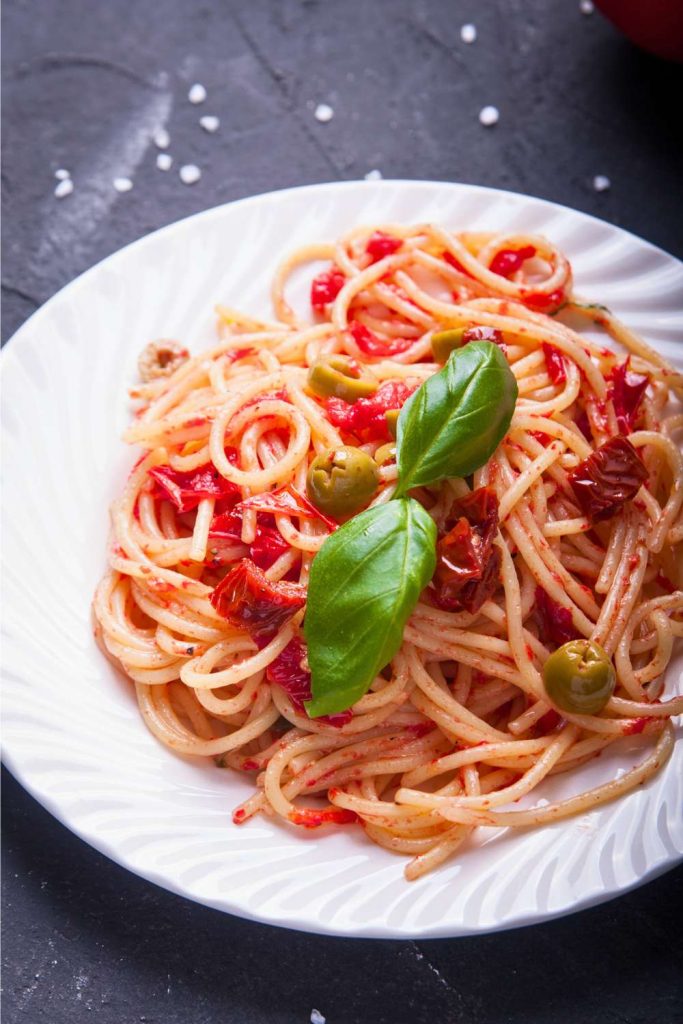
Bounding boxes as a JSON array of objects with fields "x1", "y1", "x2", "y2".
[{"x1": 94, "y1": 223, "x2": 683, "y2": 880}]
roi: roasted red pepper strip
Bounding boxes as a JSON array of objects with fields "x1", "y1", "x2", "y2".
[
  {"x1": 568, "y1": 437, "x2": 648, "y2": 522},
  {"x1": 534, "y1": 587, "x2": 581, "y2": 647},
  {"x1": 348, "y1": 320, "x2": 412, "y2": 358},
  {"x1": 489, "y1": 245, "x2": 536, "y2": 278},
  {"x1": 365, "y1": 231, "x2": 402, "y2": 262},
  {"x1": 326, "y1": 380, "x2": 416, "y2": 442},
  {"x1": 236, "y1": 484, "x2": 337, "y2": 531},
  {"x1": 149, "y1": 456, "x2": 239, "y2": 514},
  {"x1": 267, "y1": 637, "x2": 352, "y2": 727},
  {"x1": 210, "y1": 558, "x2": 305, "y2": 641},
  {"x1": 542, "y1": 342, "x2": 567, "y2": 385},
  {"x1": 311, "y1": 267, "x2": 346, "y2": 311},
  {"x1": 609, "y1": 358, "x2": 649, "y2": 433},
  {"x1": 433, "y1": 487, "x2": 501, "y2": 613}
]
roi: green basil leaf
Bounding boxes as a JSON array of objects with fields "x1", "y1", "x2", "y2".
[
  {"x1": 304, "y1": 498, "x2": 436, "y2": 717},
  {"x1": 394, "y1": 341, "x2": 517, "y2": 495}
]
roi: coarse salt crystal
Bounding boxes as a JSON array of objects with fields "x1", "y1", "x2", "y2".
[
  {"x1": 199, "y1": 115, "x2": 220, "y2": 133},
  {"x1": 113, "y1": 177, "x2": 133, "y2": 193},
  {"x1": 592, "y1": 174, "x2": 611, "y2": 192},
  {"x1": 179, "y1": 164, "x2": 201, "y2": 185},
  {"x1": 314, "y1": 103, "x2": 334, "y2": 123},
  {"x1": 55, "y1": 168, "x2": 70, "y2": 180},
  {"x1": 188, "y1": 83, "x2": 207, "y2": 104},
  {"x1": 54, "y1": 178, "x2": 73, "y2": 198},
  {"x1": 310, "y1": 1012, "x2": 326, "y2": 1024},
  {"x1": 364, "y1": 169, "x2": 383, "y2": 181},
  {"x1": 460, "y1": 23, "x2": 477, "y2": 43},
  {"x1": 479, "y1": 105, "x2": 499, "y2": 127},
  {"x1": 579, "y1": 0, "x2": 594, "y2": 14},
  {"x1": 156, "y1": 153, "x2": 173, "y2": 171},
  {"x1": 153, "y1": 127, "x2": 170, "y2": 149}
]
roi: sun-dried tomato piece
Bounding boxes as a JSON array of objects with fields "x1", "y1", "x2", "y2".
[
  {"x1": 462, "y1": 325, "x2": 504, "y2": 347},
  {"x1": 489, "y1": 245, "x2": 536, "y2": 278},
  {"x1": 534, "y1": 587, "x2": 581, "y2": 647},
  {"x1": 266, "y1": 637, "x2": 352, "y2": 727},
  {"x1": 248, "y1": 529, "x2": 289, "y2": 570},
  {"x1": 365, "y1": 231, "x2": 403, "y2": 262},
  {"x1": 524, "y1": 287, "x2": 565, "y2": 313},
  {"x1": 149, "y1": 455, "x2": 239, "y2": 514},
  {"x1": 226, "y1": 347, "x2": 254, "y2": 363},
  {"x1": 443, "y1": 251, "x2": 471, "y2": 275},
  {"x1": 529, "y1": 430, "x2": 553, "y2": 446},
  {"x1": 208, "y1": 510, "x2": 289, "y2": 570},
  {"x1": 326, "y1": 380, "x2": 416, "y2": 442},
  {"x1": 576, "y1": 408, "x2": 592, "y2": 440},
  {"x1": 236, "y1": 484, "x2": 337, "y2": 531},
  {"x1": 568, "y1": 437, "x2": 648, "y2": 522},
  {"x1": 542, "y1": 342, "x2": 567, "y2": 385},
  {"x1": 347, "y1": 320, "x2": 412, "y2": 358},
  {"x1": 655, "y1": 572, "x2": 676, "y2": 595},
  {"x1": 433, "y1": 487, "x2": 501, "y2": 613},
  {"x1": 609, "y1": 359, "x2": 649, "y2": 433},
  {"x1": 207, "y1": 509, "x2": 244, "y2": 542},
  {"x1": 311, "y1": 267, "x2": 346, "y2": 311},
  {"x1": 210, "y1": 558, "x2": 305, "y2": 641}
]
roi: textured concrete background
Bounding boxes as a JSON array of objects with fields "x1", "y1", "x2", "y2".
[{"x1": 2, "y1": 1, "x2": 682, "y2": 1021}]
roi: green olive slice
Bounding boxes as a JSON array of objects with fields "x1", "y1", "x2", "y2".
[
  {"x1": 374, "y1": 442, "x2": 397, "y2": 466},
  {"x1": 308, "y1": 355, "x2": 378, "y2": 402},
  {"x1": 385, "y1": 409, "x2": 400, "y2": 439},
  {"x1": 431, "y1": 328, "x2": 467, "y2": 363},
  {"x1": 306, "y1": 445, "x2": 380, "y2": 518}
]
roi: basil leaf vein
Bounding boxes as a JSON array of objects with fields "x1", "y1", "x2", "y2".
[
  {"x1": 394, "y1": 341, "x2": 518, "y2": 495},
  {"x1": 304, "y1": 498, "x2": 436, "y2": 717}
]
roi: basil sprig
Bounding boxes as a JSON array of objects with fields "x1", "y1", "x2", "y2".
[
  {"x1": 394, "y1": 341, "x2": 518, "y2": 496},
  {"x1": 304, "y1": 499, "x2": 436, "y2": 717},
  {"x1": 305, "y1": 340, "x2": 517, "y2": 717}
]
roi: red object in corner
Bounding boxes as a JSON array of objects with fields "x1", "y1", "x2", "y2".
[{"x1": 594, "y1": 1, "x2": 683, "y2": 62}]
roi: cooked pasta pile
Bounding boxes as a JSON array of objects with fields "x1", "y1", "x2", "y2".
[{"x1": 94, "y1": 223, "x2": 683, "y2": 879}]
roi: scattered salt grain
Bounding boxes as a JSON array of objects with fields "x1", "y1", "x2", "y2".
[
  {"x1": 579, "y1": 0, "x2": 594, "y2": 14},
  {"x1": 199, "y1": 114, "x2": 220, "y2": 133},
  {"x1": 188, "y1": 83, "x2": 207, "y2": 104},
  {"x1": 179, "y1": 163, "x2": 201, "y2": 185},
  {"x1": 310, "y1": 1012, "x2": 326, "y2": 1024},
  {"x1": 113, "y1": 177, "x2": 133, "y2": 193},
  {"x1": 460, "y1": 23, "x2": 477, "y2": 44},
  {"x1": 364, "y1": 169, "x2": 383, "y2": 181},
  {"x1": 153, "y1": 127, "x2": 170, "y2": 149},
  {"x1": 156, "y1": 153, "x2": 173, "y2": 171},
  {"x1": 592, "y1": 174, "x2": 611, "y2": 192},
  {"x1": 54, "y1": 178, "x2": 73, "y2": 198},
  {"x1": 314, "y1": 103, "x2": 334, "y2": 123},
  {"x1": 479, "y1": 105, "x2": 499, "y2": 127},
  {"x1": 55, "y1": 168, "x2": 70, "y2": 180}
]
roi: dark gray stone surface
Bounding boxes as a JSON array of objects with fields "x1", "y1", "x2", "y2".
[{"x1": 2, "y1": 1, "x2": 682, "y2": 1021}]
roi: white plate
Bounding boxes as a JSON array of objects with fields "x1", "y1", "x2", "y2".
[{"x1": 2, "y1": 180, "x2": 682, "y2": 939}]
